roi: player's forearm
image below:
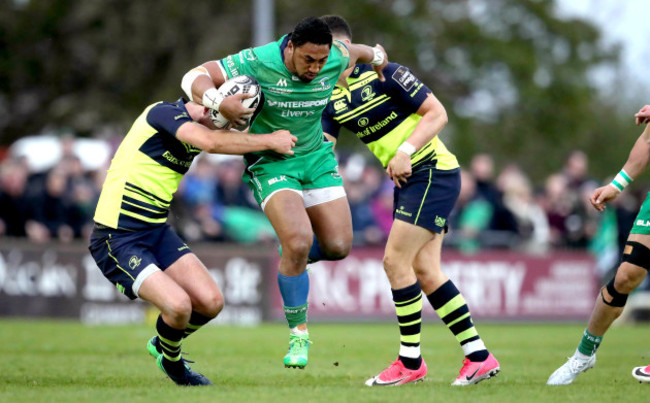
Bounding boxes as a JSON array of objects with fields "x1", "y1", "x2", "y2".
[
  {"x1": 621, "y1": 125, "x2": 650, "y2": 179},
  {"x1": 400, "y1": 95, "x2": 448, "y2": 152},
  {"x1": 407, "y1": 109, "x2": 448, "y2": 150},
  {"x1": 205, "y1": 132, "x2": 287, "y2": 155},
  {"x1": 191, "y1": 76, "x2": 216, "y2": 104},
  {"x1": 347, "y1": 43, "x2": 384, "y2": 66},
  {"x1": 348, "y1": 43, "x2": 374, "y2": 64}
]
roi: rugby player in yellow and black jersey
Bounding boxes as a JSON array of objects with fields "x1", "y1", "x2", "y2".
[
  {"x1": 321, "y1": 15, "x2": 500, "y2": 387},
  {"x1": 89, "y1": 98, "x2": 295, "y2": 386}
]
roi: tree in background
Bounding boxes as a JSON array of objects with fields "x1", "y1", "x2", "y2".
[{"x1": 0, "y1": 0, "x2": 640, "y2": 180}]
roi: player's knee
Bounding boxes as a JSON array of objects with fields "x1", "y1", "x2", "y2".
[
  {"x1": 414, "y1": 268, "x2": 444, "y2": 292},
  {"x1": 382, "y1": 251, "x2": 404, "y2": 274},
  {"x1": 163, "y1": 295, "x2": 193, "y2": 324},
  {"x1": 321, "y1": 238, "x2": 351, "y2": 260},
  {"x1": 614, "y1": 265, "x2": 645, "y2": 293},
  {"x1": 200, "y1": 290, "x2": 224, "y2": 318},
  {"x1": 282, "y1": 233, "x2": 312, "y2": 258}
]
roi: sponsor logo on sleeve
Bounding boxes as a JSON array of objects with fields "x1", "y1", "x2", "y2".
[
  {"x1": 242, "y1": 48, "x2": 257, "y2": 61},
  {"x1": 392, "y1": 66, "x2": 417, "y2": 91}
]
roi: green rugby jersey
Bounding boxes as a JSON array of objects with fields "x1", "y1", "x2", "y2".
[
  {"x1": 322, "y1": 63, "x2": 459, "y2": 171},
  {"x1": 217, "y1": 35, "x2": 350, "y2": 160},
  {"x1": 94, "y1": 99, "x2": 201, "y2": 230}
]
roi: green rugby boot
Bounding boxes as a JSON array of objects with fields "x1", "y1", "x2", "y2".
[
  {"x1": 147, "y1": 336, "x2": 162, "y2": 359},
  {"x1": 284, "y1": 334, "x2": 312, "y2": 369}
]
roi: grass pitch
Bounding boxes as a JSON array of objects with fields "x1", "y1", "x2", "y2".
[{"x1": 1, "y1": 319, "x2": 650, "y2": 402}]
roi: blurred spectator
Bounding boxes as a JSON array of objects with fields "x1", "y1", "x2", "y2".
[
  {"x1": 215, "y1": 158, "x2": 258, "y2": 209},
  {"x1": 497, "y1": 164, "x2": 550, "y2": 254},
  {"x1": 24, "y1": 166, "x2": 75, "y2": 243},
  {"x1": 470, "y1": 153, "x2": 518, "y2": 235},
  {"x1": 562, "y1": 150, "x2": 598, "y2": 190},
  {"x1": 60, "y1": 155, "x2": 99, "y2": 239},
  {"x1": 0, "y1": 158, "x2": 30, "y2": 237},
  {"x1": 175, "y1": 155, "x2": 224, "y2": 242},
  {"x1": 370, "y1": 178, "x2": 394, "y2": 240},
  {"x1": 342, "y1": 153, "x2": 385, "y2": 246},
  {"x1": 541, "y1": 173, "x2": 575, "y2": 247},
  {"x1": 448, "y1": 169, "x2": 494, "y2": 253},
  {"x1": 558, "y1": 150, "x2": 600, "y2": 248}
]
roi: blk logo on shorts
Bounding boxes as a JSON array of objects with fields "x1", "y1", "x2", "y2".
[{"x1": 268, "y1": 175, "x2": 287, "y2": 186}]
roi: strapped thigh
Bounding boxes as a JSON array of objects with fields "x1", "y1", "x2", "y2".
[{"x1": 621, "y1": 241, "x2": 650, "y2": 271}]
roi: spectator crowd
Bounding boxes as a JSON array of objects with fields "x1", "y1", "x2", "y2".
[{"x1": 0, "y1": 134, "x2": 644, "y2": 279}]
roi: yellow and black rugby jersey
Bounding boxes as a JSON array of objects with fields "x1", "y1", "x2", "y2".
[
  {"x1": 94, "y1": 99, "x2": 202, "y2": 230},
  {"x1": 322, "y1": 63, "x2": 459, "y2": 171}
]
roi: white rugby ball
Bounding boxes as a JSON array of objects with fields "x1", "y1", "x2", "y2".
[{"x1": 210, "y1": 75, "x2": 262, "y2": 130}]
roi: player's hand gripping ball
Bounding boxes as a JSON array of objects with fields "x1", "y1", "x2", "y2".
[{"x1": 210, "y1": 75, "x2": 262, "y2": 130}]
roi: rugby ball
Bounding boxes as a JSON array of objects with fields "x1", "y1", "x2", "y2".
[{"x1": 210, "y1": 75, "x2": 262, "y2": 130}]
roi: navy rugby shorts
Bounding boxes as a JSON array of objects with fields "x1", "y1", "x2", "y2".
[
  {"x1": 393, "y1": 167, "x2": 460, "y2": 233},
  {"x1": 88, "y1": 224, "x2": 192, "y2": 300}
]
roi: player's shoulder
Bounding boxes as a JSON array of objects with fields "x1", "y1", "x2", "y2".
[
  {"x1": 384, "y1": 62, "x2": 409, "y2": 78},
  {"x1": 146, "y1": 99, "x2": 191, "y2": 128},
  {"x1": 332, "y1": 40, "x2": 350, "y2": 59},
  {"x1": 148, "y1": 99, "x2": 186, "y2": 117},
  {"x1": 331, "y1": 85, "x2": 347, "y2": 99},
  {"x1": 250, "y1": 36, "x2": 285, "y2": 60}
]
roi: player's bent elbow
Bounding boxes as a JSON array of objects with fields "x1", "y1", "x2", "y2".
[{"x1": 438, "y1": 112, "x2": 449, "y2": 127}]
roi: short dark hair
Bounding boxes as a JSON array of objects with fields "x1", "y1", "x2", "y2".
[
  {"x1": 290, "y1": 17, "x2": 332, "y2": 48},
  {"x1": 320, "y1": 15, "x2": 352, "y2": 40}
]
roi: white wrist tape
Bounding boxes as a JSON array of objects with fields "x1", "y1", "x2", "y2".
[
  {"x1": 397, "y1": 141, "x2": 416, "y2": 157},
  {"x1": 610, "y1": 169, "x2": 633, "y2": 192},
  {"x1": 370, "y1": 45, "x2": 385, "y2": 66},
  {"x1": 202, "y1": 87, "x2": 225, "y2": 111},
  {"x1": 181, "y1": 67, "x2": 211, "y2": 101}
]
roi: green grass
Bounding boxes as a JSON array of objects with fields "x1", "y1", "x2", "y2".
[{"x1": 1, "y1": 320, "x2": 650, "y2": 402}]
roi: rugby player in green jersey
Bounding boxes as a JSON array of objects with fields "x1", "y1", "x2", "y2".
[
  {"x1": 89, "y1": 99, "x2": 295, "y2": 386},
  {"x1": 321, "y1": 15, "x2": 499, "y2": 386},
  {"x1": 180, "y1": 16, "x2": 388, "y2": 369},
  {"x1": 548, "y1": 104, "x2": 650, "y2": 385}
]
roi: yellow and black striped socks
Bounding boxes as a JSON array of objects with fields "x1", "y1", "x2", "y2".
[
  {"x1": 184, "y1": 311, "x2": 213, "y2": 339},
  {"x1": 427, "y1": 280, "x2": 489, "y2": 362},
  {"x1": 392, "y1": 281, "x2": 423, "y2": 370},
  {"x1": 156, "y1": 315, "x2": 185, "y2": 376}
]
